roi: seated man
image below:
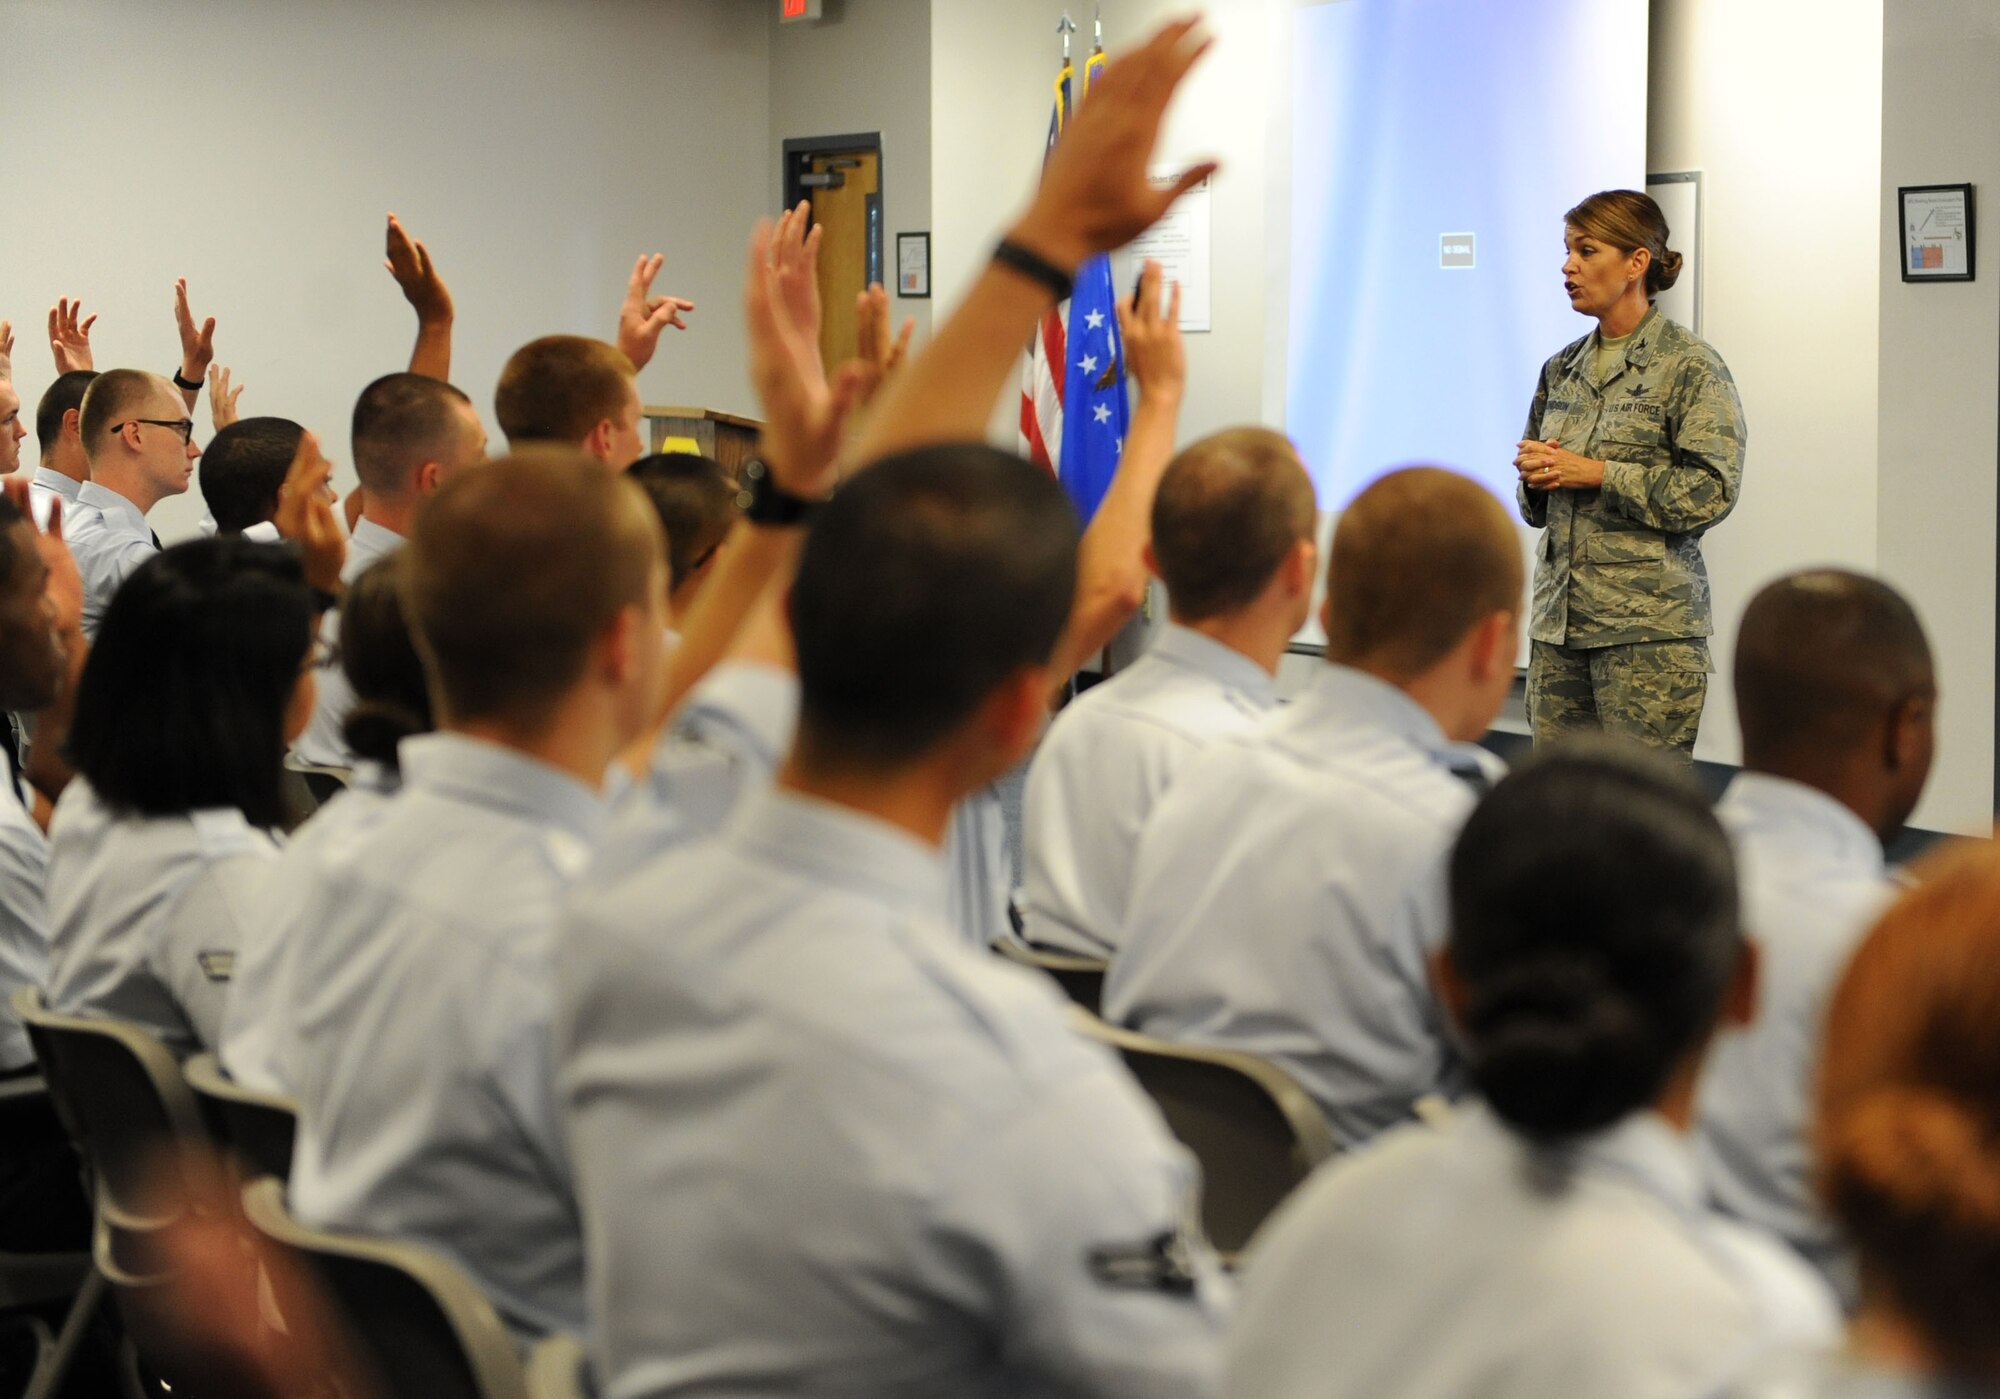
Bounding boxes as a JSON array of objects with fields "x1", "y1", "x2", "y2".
[
  {"x1": 290, "y1": 372, "x2": 486, "y2": 770},
  {"x1": 29, "y1": 371, "x2": 98, "y2": 524},
  {"x1": 495, "y1": 336, "x2": 647, "y2": 468},
  {"x1": 559, "y1": 448, "x2": 1228, "y2": 1398},
  {"x1": 67, "y1": 370, "x2": 201, "y2": 636},
  {"x1": 283, "y1": 452, "x2": 669, "y2": 1345},
  {"x1": 1107, "y1": 466, "x2": 1522, "y2": 1145},
  {"x1": 624, "y1": 452, "x2": 736, "y2": 637},
  {"x1": 1020, "y1": 427, "x2": 1315, "y2": 956},
  {"x1": 1696, "y1": 570, "x2": 1936, "y2": 1301},
  {"x1": 200, "y1": 416, "x2": 305, "y2": 541}
]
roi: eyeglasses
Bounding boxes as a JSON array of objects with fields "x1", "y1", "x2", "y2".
[{"x1": 113, "y1": 418, "x2": 196, "y2": 443}]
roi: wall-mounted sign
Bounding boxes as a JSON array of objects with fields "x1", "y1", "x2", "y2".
[
  {"x1": 1899, "y1": 183, "x2": 1975, "y2": 283},
  {"x1": 780, "y1": 0, "x2": 823, "y2": 23}
]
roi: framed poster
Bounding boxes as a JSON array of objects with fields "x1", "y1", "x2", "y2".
[
  {"x1": 896, "y1": 232, "x2": 930, "y2": 299},
  {"x1": 1899, "y1": 184, "x2": 1975, "y2": 282}
]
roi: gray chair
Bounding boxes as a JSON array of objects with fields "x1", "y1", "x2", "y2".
[
  {"x1": 0, "y1": 1073, "x2": 100, "y2": 1399},
  {"x1": 240, "y1": 1176, "x2": 530, "y2": 1399},
  {"x1": 284, "y1": 757, "x2": 352, "y2": 812},
  {"x1": 991, "y1": 939, "x2": 1108, "y2": 1015},
  {"x1": 13, "y1": 986, "x2": 215, "y2": 1395},
  {"x1": 526, "y1": 1332, "x2": 589, "y2": 1399},
  {"x1": 1071, "y1": 1012, "x2": 1337, "y2": 1258},
  {"x1": 183, "y1": 1052, "x2": 299, "y2": 1181}
]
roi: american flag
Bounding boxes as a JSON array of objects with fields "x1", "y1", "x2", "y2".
[{"x1": 1018, "y1": 48, "x2": 1130, "y2": 523}]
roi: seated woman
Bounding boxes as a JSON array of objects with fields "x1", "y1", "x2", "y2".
[
  {"x1": 44, "y1": 538, "x2": 316, "y2": 1056},
  {"x1": 1746, "y1": 842, "x2": 2000, "y2": 1397},
  {"x1": 1224, "y1": 739, "x2": 1838, "y2": 1399},
  {"x1": 219, "y1": 553, "x2": 434, "y2": 1093}
]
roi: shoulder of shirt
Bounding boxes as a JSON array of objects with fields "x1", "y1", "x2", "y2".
[
  {"x1": 1693, "y1": 1212, "x2": 1844, "y2": 1344},
  {"x1": 1257, "y1": 719, "x2": 1472, "y2": 836},
  {"x1": 1043, "y1": 669, "x2": 1254, "y2": 752},
  {"x1": 187, "y1": 808, "x2": 282, "y2": 861}
]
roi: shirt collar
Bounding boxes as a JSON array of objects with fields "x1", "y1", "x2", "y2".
[
  {"x1": 1561, "y1": 302, "x2": 1663, "y2": 379},
  {"x1": 31, "y1": 467, "x2": 82, "y2": 501},
  {"x1": 77, "y1": 480, "x2": 149, "y2": 534},
  {"x1": 345, "y1": 519, "x2": 405, "y2": 576},
  {"x1": 1721, "y1": 771, "x2": 1886, "y2": 876},
  {"x1": 396, "y1": 732, "x2": 608, "y2": 846},
  {"x1": 733, "y1": 787, "x2": 950, "y2": 925},
  {"x1": 1464, "y1": 1102, "x2": 1706, "y2": 1219},
  {"x1": 1280, "y1": 663, "x2": 1454, "y2": 763},
  {"x1": 1150, "y1": 624, "x2": 1279, "y2": 707}
]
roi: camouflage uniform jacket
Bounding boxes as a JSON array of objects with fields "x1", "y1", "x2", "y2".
[{"x1": 1517, "y1": 305, "x2": 1746, "y2": 648}]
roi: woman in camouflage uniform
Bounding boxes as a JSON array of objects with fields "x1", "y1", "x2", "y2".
[{"x1": 1515, "y1": 189, "x2": 1746, "y2": 759}]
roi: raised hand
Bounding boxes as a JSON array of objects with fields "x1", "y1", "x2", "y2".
[
  {"x1": 209, "y1": 367, "x2": 245, "y2": 431},
  {"x1": 854, "y1": 283, "x2": 915, "y2": 402},
  {"x1": 617, "y1": 254, "x2": 697, "y2": 372},
  {"x1": 1, "y1": 477, "x2": 83, "y2": 641},
  {"x1": 47, "y1": 299, "x2": 96, "y2": 374},
  {"x1": 1010, "y1": 18, "x2": 1218, "y2": 272},
  {"x1": 768, "y1": 203, "x2": 824, "y2": 376},
  {"x1": 173, "y1": 279, "x2": 217, "y2": 401},
  {"x1": 384, "y1": 213, "x2": 453, "y2": 325},
  {"x1": 272, "y1": 431, "x2": 346, "y2": 594},
  {"x1": 1116, "y1": 260, "x2": 1184, "y2": 408},
  {"x1": 0, "y1": 319, "x2": 13, "y2": 382},
  {"x1": 743, "y1": 220, "x2": 872, "y2": 499}
]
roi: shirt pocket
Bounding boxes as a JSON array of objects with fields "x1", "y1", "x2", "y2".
[
  {"x1": 1574, "y1": 532, "x2": 1666, "y2": 616},
  {"x1": 1599, "y1": 400, "x2": 1672, "y2": 465}
]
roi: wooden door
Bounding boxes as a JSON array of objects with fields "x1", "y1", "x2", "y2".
[{"x1": 803, "y1": 148, "x2": 881, "y2": 370}]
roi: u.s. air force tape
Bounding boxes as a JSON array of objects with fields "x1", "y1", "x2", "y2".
[
  {"x1": 1085, "y1": 1230, "x2": 1199, "y2": 1296},
  {"x1": 197, "y1": 950, "x2": 236, "y2": 983}
]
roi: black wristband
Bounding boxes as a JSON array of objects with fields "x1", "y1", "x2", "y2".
[
  {"x1": 308, "y1": 586, "x2": 340, "y2": 616},
  {"x1": 171, "y1": 368, "x2": 203, "y2": 392},
  {"x1": 991, "y1": 239, "x2": 1075, "y2": 302},
  {"x1": 735, "y1": 459, "x2": 821, "y2": 527}
]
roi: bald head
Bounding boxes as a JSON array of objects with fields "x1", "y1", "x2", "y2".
[
  {"x1": 1735, "y1": 570, "x2": 1934, "y2": 767},
  {"x1": 1324, "y1": 467, "x2": 1522, "y2": 678},
  {"x1": 404, "y1": 448, "x2": 665, "y2": 725},
  {"x1": 1152, "y1": 428, "x2": 1316, "y2": 622}
]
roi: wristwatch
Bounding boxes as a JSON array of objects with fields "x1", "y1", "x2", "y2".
[{"x1": 736, "y1": 459, "x2": 822, "y2": 527}]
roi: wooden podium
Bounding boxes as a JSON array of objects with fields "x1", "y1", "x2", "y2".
[{"x1": 642, "y1": 405, "x2": 763, "y2": 480}]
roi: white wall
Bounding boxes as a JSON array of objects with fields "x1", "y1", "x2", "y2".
[
  {"x1": 0, "y1": 0, "x2": 769, "y2": 543},
  {"x1": 1647, "y1": 0, "x2": 1886, "y2": 775},
  {"x1": 770, "y1": 0, "x2": 935, "y2": 341},
  {"x1": 1878, "y1": 0, "x2": 2000, "y2": 835}
]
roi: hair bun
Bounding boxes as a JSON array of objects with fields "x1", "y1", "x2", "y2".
[
  {"x1": 1650, "y1": 248, "x2": 1685, "y2": 294},
  {"x1": 1466, "y1": 957, "x2": 1661, "y2": 1139},
  {"x1": 341, "y1": 699, "x2": 427, "y2": 769}
]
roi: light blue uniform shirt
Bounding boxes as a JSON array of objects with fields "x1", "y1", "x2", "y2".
[
  {"x1": 219, "y1": 761, "x2": 401, "y2": 1095},
  {"x1": 1697, "y1": 773, "x2": 1895, "y2": 1300},
  {"x1": 290, "y1": 518, "x2": 405, "y2": 770},
  {"x1": 284, "y1": 734, "x2": 605, "y2": 1345},
  {"x1": 0, "y1": 771, "x2": 50, "y2": 1071},
  {"x1": 66, "y1": 481, "x2": 157, "y2": 639},
  {"x1": 44, "y1": 777, "x2": 281, "y2": 1057},
  {"x1": 28, "y1": 466, "x2": 81, "y2": 530},
  {"x1": 590, "y1": 661, "x2": 798, "y2": 885},
  {"x1": 1227, "y1": 1106, "x2": 1839, "y2": 1399},
  {"x1": 558, "y1": 787, "x2": 1231, "y2": 1399},
  {"x1": 1107, "y1": 664, "x2": 1476, "y2": 1145},
  {"x1": 1020, "y1": 626, "x2": 1278, "y2": 957}
]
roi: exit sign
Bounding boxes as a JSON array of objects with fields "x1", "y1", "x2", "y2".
[{"x1": 780, "y1": 0, "x2": 823, "y2": 21}]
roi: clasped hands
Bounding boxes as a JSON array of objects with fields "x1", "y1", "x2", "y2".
[{"x1": 1515, "y1": 439, "x2": 1605, "y2": 492}]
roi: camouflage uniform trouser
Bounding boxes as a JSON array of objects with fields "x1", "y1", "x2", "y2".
[{"x1": 1526, "y1": 638, "x2": 1710, "y2": 761}]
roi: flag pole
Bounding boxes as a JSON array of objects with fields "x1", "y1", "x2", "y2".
[{"x1": 1058, "y1": 12, "x2": 1075, "y2": 63}]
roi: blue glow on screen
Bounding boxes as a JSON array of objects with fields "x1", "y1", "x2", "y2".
[{"x1": 1286, "y1": 0, "x2": 1648, "y2": 511}]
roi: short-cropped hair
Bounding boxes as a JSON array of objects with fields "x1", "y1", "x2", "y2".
[
  {"x1": 350, "y1": 373, "x2": 474, "y2": 498},
  {"x1": 67, "y1": 538, "x2": 315, "y2": 831},
  {"x1": 494, "y1": 336, "x2": 636, "y2": 446},
  {"x1": 1151, "y1": 428, "x2": 1316, "y2": 621},
  {"x1": 1324, "y1": 467, "x2": 1522, "y2": 677},
  {"x1": 200, "y1": 417, "x2": 304, "y2": 534},
  {"x1": 36, "y1": 371, "x2": 98, "y2": 452},
  {"x1": 626, "y1": 454, "x2": 737, "y2": 591},
  {"x1": 404, "y1": 449, "x2": 663, "y2": 725},
  {"x1": 791, "y1": 444, "x2": 1079, "y2": 767},
  {"x1": 77, "y1": 368, "x2": 161, "y2": 457}
]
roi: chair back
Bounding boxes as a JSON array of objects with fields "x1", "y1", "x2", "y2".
[
  {"x1": 240, "y1": 1176, "x2": 530, "y2": 1399},
  {"x1": 525, "y1": 1333, "x2": 589, "y2": 1399},
  {"x1": 183, "y1": 1053, "x2": 299, "y2": 1181},
  {"x1": 10, "y1": 987, "x2": 208, "y2": 1240},
  {"x1": 991, "y1": 939, "x2": 1108, "y2": 1015},
  {"x1": 1073, "y1": 1014, "x2": 1336, "y2": 1255}
]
